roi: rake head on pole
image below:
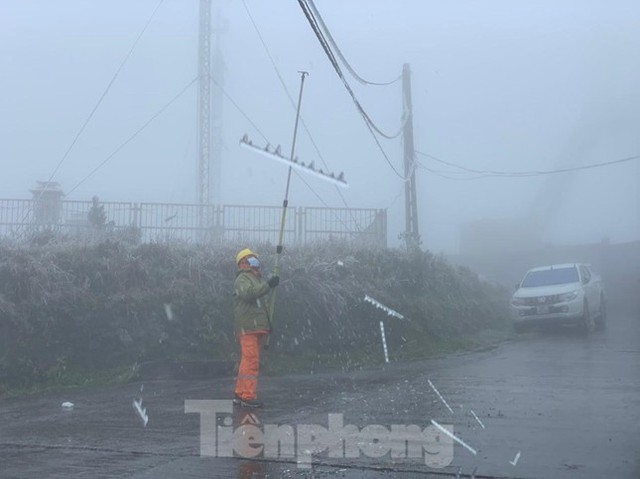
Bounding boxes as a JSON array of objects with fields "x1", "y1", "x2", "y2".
[{"x1": 240, "y1": 135, "x2": 348, "y2": 188}]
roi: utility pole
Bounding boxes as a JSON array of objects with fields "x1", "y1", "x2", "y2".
[
  {"x1": 402, "y1": 63, "x2": 420, "y2": 250},
  {"x1": 197, "y1": 0, "x2": 211, "y2": 209}
]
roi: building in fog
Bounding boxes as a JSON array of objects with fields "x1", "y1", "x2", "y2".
[{"x1": 30, "y1": 181, "x2": 64, "y2": 225}]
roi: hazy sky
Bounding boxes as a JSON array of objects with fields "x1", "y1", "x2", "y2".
[{"x1": 1, "y1": 0, "x2": 639, "y2": 252}]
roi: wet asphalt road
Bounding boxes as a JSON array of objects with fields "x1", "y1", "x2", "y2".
[{"x1": 1, "y1": 302, "x2": 639, "y2": 478}]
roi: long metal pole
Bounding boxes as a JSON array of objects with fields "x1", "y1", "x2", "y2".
[
  {"x1": 266, "y1": 71, "x2": 308, "y2": 348},
  {"x1": 402, "y1": 63, "x2": 420, "y2": 250}
]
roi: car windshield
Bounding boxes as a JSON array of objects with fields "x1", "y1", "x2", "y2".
[{"x1": 521, "y1": 267, "x2": 579, "y2": 287}]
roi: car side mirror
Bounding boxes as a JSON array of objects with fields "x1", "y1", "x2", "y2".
[{"x1": 514, "y1": 283, "x2": 520, "y2": 291}]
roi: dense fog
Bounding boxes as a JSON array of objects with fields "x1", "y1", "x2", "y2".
[{"x1": 1, "y1": 0, "x2": 639, "y2": 252}]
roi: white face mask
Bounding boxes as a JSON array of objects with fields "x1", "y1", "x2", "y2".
[{"x1": 247, "y1": 257, "x2": 260, "y2": 268}]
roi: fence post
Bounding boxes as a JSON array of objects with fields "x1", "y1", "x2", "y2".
[
  {"x1": 297, "y1": 207, "x2": 305, "y2": 245},
  {"x1": 131, "y1": 203, "x2": 140, "y2": 228},
  {"x1": 216, "y1": 204, "x2": 223, "y2": 243}
]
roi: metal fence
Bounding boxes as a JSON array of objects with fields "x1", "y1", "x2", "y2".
[{"x1": 0, "y1": 199, "x2": 387, "y2": 247}]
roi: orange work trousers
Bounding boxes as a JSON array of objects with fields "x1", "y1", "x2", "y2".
[{"x1": 234, "y1": 331, "x2": 267, "y2": 400}]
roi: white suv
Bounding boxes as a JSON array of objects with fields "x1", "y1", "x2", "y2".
[{"x1": 511, "y1": 263, "x2": 606, "y2": 333}]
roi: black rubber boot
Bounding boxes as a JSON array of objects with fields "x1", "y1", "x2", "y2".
[{"x1": 240, "y1": 398, "x2": 264, "y2": 409}]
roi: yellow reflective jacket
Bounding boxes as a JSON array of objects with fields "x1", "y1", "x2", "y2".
[{"x1": 233, "y1": 270, "x2": 271, "y2": 334}]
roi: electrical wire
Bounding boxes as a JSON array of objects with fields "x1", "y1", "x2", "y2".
[
  {"x1": 415, "y1": 160, "x2": 487, "y2": 181},
  {"x1": 66, "y1": 77, "x2": 197, "y2": 197},
  {"x1": 15, "y1": 0, "x2": 165, "y2": 236},
  {"x1": 242, "y1": 0, "x2": 365, "y2": 230},
  {"x1": 42, "y1": 0, "x2": 165, "y2": 190},
  {"x1": 384, "y1": 184, "x2": 406, "y2": 209},
  {"x1": 292, "y1": 171, "x2": 365, "y2": 235},
  {"x1": 211, "y1": 70, "x2": 359, "y2": 233},
  {"x1": 305, "y1": 0, "x2": 401, "y2": 87},
  {"x1": 302, "y1": 125, "x2": 364, "y2": 231},
  {"x1": 298, "y1": 0, "x2": 404, "y2": 141},
  {"x1": 209, "y1": 62, "x2": 364, "y2": 232},
  {"x1": 297, "y1": 0, "x2": 408, "y2": 179},
  {"x1": 209, "y1": 74, "x2": 269, "y2": 143},
  {"x1": 168, "y1": 130, "x2": 195, "y2": 204},
  {"x1": 241, "y1": 0, "x2": 340, "y2": 171},
  {"x1": 14, "y1": 0, "x2": 166, "y2": 238},
  {"x1": 415, "y1": 150, "x2": 640, "y2": 179}
]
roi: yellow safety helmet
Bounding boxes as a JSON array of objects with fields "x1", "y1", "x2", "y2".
[{"x1": 235, "y1": 248, "x2": 257, "y2": 265}]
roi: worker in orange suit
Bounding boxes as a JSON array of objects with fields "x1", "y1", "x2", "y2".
[{"x1": 232, "y1": 248, "x2": 279, "y2": 409}]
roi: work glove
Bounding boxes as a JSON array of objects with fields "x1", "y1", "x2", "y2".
[{"x1": 267, "y1": 275, "x2": 280, "y2": 288}]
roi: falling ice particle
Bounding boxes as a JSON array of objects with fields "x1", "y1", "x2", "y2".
[
  {"x1": 337, "y1": 260, "x2": 344, "y2": 267},
  {"x1": 133, "y1": 399, "x2": 149, "y2": 427},
  {"x1": 379, "y1": 321, "x2": 389, "y2": 363},
  {"x1": 428, "y1": 379, "x2": 454, "y2": 414},
  {"x1": 510, "y1": 451, "x2": 521, "y2": 466},
  {"x1": 470, "y1": 409, "x2": 486, "y2": 429},
  {"x1": 431, "y1": 420, "x2": 477, "y2": 456},
  {"x1": 163, "y1": 303, "x2": 174, "y2": 321},
  {"x1": 61, "y1": 402, "x2": 74, "y2": 409}
]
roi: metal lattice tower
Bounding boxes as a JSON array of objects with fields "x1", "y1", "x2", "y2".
[
  {"x1": 210, "y1": 9, "x2": 224, "y2": 206},
  {"x1": 197, "y1": 0, "x2": 211, "y2": 206}
]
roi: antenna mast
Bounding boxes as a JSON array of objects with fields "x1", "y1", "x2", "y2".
[{"x1": 197, "y1": 0, "x2": 212, "y2": 207}]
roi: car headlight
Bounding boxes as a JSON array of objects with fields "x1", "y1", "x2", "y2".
[
  {"x1": 511, "y1": 297, "x2": 527, "y2": 306},
  {"x1": 559, "y1": 291, "x2": 579, "y2": 302}
]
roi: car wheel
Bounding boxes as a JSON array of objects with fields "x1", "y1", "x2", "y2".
[
  {"x1": 596, "y1": 295, "x2": 607, "y2": 330},
  {"x1": 580, "y1": 300, "x2": 595, "y2": 334}
]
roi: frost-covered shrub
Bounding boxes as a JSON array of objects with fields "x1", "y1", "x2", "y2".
[{"x1": 0, "y1": 239, "x2": 509, "y2": 387}]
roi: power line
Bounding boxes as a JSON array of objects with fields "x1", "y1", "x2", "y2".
[
  {"x1": 297, "y1": 0, "x2": 407, "y2": 179},
  {"x1": 209, "y1": 74, "x2": 269, "y2": 143},
  {"x1": 44, "y1": 0, "x2": 165, "y2": 188},
  {"x1": 242, "y1": 0, "x2": 364, "y2": 231},
  {"x1": 298, "y1": 0, "x2": 404, "y2": 140},
  {"x1": 168, "y1": 130, "x2": 195, "y2": 204},
  {"x1": 66, "y1": 77, "x2": 198, "y2": 196},
  {"x1": 415, "y1": 159, "x2": 486, "y2": 181},
  {"x1": 16, "y1": 0, "x2": 165, "y2": 234},
  {"x1": 207, "y1": 40, "x2": 363, "y2": 233},
  {"x1": 292, "y1": 171, "x2": 354, "y2": 232},
  {"x1": 305, "y1": 0, "x2": 401, "y2": 87},
  {"x1": 209, "y1": 63, "x2": 363, "y2": 232},
  {"x1": 415, "y1": 150, "x2": 640, "y2": 179},
  {"x1": 241, "y1": 0, "x2": 338, "y2": 172},
  {"x1": 384, "y1": 184, "x2": 406, "y2": 209}
]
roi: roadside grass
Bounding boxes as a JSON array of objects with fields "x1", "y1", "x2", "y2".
[
  {"x1": 0, "y1": 325, "x2": 515, "y2": 398},
  {"x1": 264, "y1": 323, "x2": 514, "y2": 376}
]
